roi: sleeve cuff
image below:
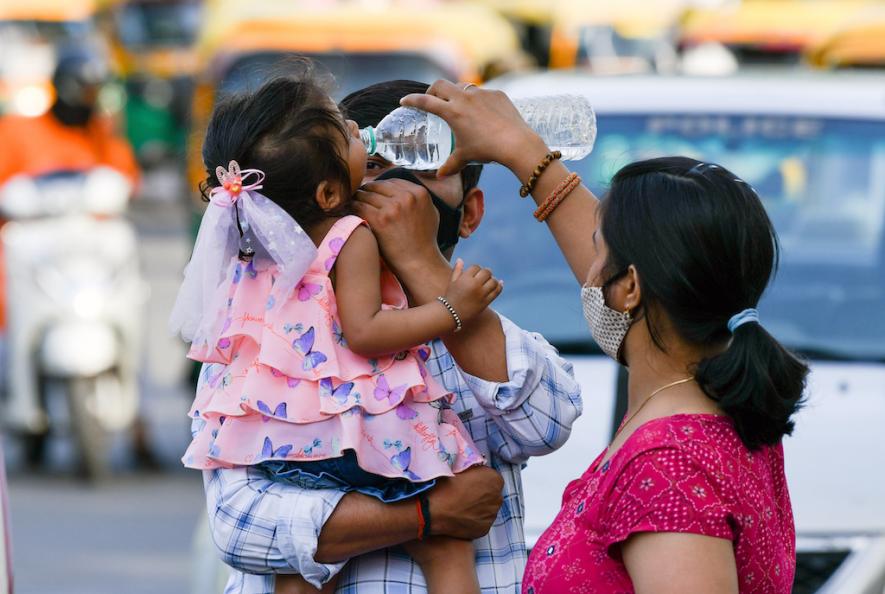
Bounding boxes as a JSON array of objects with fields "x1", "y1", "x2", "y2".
[
  {"x1": 275, "y1": 489, "x2": 347, "y2": 589},
  {"x1": 458, "y1": 313, "x2": 547, "y2": 414}
]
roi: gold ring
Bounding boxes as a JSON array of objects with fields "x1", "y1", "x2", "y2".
[{"x1": 463, "y1": 82, "x2": 477, "y2": 91}]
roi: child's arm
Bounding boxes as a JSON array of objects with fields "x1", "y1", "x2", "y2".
[{"x1": 335, "y1": 226, "x2": 502, "y2": 358}]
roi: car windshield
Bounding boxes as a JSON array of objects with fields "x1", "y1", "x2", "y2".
[
  {"x1": 218, "y1": 52, "x2": 453, "y2": 101},
  {"x1": 458, "y1": 114, "x2": 885, "y2": 361},
  {"x1": 117, "y1": 2, "x2": 200, "y2": 48},
  {"x1": 0, "y1": 19, "x2": 92, "y2": 44}
]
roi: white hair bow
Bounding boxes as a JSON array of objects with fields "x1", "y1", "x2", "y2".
[{"x1": 169, "y1": 161, "x2": 318, "y2": 349}]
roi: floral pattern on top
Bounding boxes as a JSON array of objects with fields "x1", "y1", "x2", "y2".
[
  {"x1": 523, "y1": 414, "x2": 795, "y2": 594},
  {"x1": 183, "y1": 216, "x2": 483, "y2": 482}
]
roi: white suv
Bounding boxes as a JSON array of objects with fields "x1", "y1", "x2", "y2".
[{"x1": 459, "y1": 71, "x2": 885, "y2": 594}]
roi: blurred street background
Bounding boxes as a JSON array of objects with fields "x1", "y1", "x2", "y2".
[{"x1": 0, "y1": 0, "x2": 884, "y2": 592}]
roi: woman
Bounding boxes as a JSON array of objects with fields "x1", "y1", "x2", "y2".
[{"x1": 403, "y1": 82, "x2": 806, "y2": 593}]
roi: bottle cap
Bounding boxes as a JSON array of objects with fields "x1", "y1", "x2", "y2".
[{"x1": 359, "y1": 127, "x2": 376, "y2": 156}]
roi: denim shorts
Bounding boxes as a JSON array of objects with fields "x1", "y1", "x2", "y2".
[{"x1": 257, "y1": 450, "x2": 436, "y2": 503}]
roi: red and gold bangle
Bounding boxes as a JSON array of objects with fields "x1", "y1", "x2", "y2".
[
  {"x1": 519, "y1": 150, "x2": 562, "y2": 197},
  {"x1": 534, "y1": 172, "x2": 581, "y2": 222}
]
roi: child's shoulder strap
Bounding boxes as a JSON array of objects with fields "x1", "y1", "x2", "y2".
[{"x1": 315, "y1": 215, "x2": 368, "y2": 274}]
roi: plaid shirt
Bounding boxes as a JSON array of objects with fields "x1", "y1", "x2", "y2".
[{"x1": 204, "y1": 314, "x2": 582, "y2": 593}]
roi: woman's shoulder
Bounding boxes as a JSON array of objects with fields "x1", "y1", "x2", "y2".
[{"x1": 613, "y1": 414, "x2": 747, "y2": 481}]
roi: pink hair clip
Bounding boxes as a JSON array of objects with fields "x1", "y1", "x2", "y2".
[{"x1": 211, "y1": 160, "x2": 265, "y2": 207}]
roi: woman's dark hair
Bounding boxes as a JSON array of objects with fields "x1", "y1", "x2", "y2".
[
  {"x1": 339, "y1": 79, "x2": 483, "y2": 194},
  {"x1": 601, "y1": 156, "x2": 808, "y2": 450},
  {"x1": 201, "y1": 65, "x2": 352, "y2": 229}
]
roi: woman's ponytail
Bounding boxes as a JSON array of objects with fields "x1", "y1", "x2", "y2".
[{"x1": 695, "y1": 321, "x2": 809, "y2": 450}]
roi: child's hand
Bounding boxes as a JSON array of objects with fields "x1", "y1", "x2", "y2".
[{"x1": 443, "y1": 259, "x2": 503, "y2": 325}]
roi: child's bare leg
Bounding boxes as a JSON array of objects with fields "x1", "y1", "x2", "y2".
[
  {"x1": 405, "y1": 536, "x2": 480, "y2": 594},
  {"x1": 274, "y1": 574, "x2": 338, "y2": 594}
]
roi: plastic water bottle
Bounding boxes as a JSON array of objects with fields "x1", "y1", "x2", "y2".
[{"x1": 359, "y1": 95, "x2": 597, "y2": 170}]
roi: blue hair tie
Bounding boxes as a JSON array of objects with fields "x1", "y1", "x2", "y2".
[{"x1": 728, "y1": 308, "x2": 759, "y2": 333}]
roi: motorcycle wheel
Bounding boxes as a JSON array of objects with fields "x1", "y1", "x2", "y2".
[{"x1": 68, "y1": 376, "x2": 111, "y2": 482}]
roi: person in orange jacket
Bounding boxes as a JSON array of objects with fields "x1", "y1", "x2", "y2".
[
  {"x1": 0, "y1": 47, "x2": 139, "y2": 330},
  {"x1": 0, "y1": 46, "x2": 139, "y2": 185},
  {"x1": 0, "y1": 47, "x2": 154, "y2": 469}
]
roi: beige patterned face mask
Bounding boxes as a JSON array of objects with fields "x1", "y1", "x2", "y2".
[{"x1": 580, "y1": 285, "x2": 633, "y2": 363}]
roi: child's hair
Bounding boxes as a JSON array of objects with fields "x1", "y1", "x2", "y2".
[
  {"x1": 601, "y1": 156, "x2": 808, "y2": 450},
  {"x1": 201, "y1": 64, "x2": 353, "y2": 229}
]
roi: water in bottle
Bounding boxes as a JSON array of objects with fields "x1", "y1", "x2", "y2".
[{"x1": 359, "y1": 94, "x2": 597, "y2": 170}]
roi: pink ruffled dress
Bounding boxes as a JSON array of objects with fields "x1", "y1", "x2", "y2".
[{"x1": 182, "y1": 215, "x2": 483, "y2": 484}]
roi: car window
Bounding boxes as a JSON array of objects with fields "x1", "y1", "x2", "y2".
[
  {"x1": 218, "y1": 51, "x2": 453, "y2": 101},
  {"x1": 117, "y1": 2, "x2": 201, "y2": 48},
  {"x1": 458, "y1": 114, "x2": 885, "y2": 360},
  {"x1": 0, "y1": 19, "x2": 92, "y2": 44}
]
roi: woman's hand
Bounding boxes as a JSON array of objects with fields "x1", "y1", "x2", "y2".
[
  {"x1": 427, "y1": 466, "x2": 504, "y2": 539},
  {"x1": 444, "y1": 259, "x2": 503, "y2": 326},
  {"x1": 400, "y1": 80, "x2": 549, "y2": 178}
]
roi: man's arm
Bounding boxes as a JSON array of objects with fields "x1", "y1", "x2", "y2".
[
  {"x1": 394, "y1": 251, "x2": 582, "y2": 463},
  {"x1": 445, "y1": 314, "x2": 582, "y2": 463},
  {"x1": 316, "y1": 467, "x2": 503, "y2": 562},
  {"x1": 353, "y1": 181, "x2": 582, "y2": 461},
  {"x1": 353, "y1": 180, "x2": 508, "y2": 382},
  {"x1": 204, "y1": 466, "x2": 503, "y2": 588},
  {"x1": 203, "y1": 468, "x2": 346, "y2": 588}
]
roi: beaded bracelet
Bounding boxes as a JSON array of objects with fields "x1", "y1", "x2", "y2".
[
  {"x1": 436, "y1": 296, "x2": 463, "y2": 332},
  {"x1": 519, "y1": 150, "x2": 562, "y2": 197},
  {"x1": 534, "y1": 172, "x2": 581, "y2": 222}
]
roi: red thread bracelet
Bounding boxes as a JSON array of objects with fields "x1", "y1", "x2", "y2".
[{"x1": 416, "y1": 498, "x2": 426, "y2": 540}]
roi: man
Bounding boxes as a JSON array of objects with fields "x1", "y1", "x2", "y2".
[
  {"x1": 0, "y1": 46, "x2": 138, "y2": 187},
  {"x1": 204, "y1": 80, "x2": 582, "y2": 594},
  {"x1": 0, "y1": 45, "x2": 138, "y2": 332},
  {"x1": 0, "y1": 46, "x2": 157, "y2": 469}
]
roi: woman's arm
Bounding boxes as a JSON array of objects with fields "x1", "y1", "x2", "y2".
[
  {"x1": 400, "y1": 81, "x2": 601, "y2": 284},
  {"x1": 622, "y1": 532, "x2": 739, "y2": 594},
  {"x1": 335, "y1": 225, "x2": 501, "y2": 358}
]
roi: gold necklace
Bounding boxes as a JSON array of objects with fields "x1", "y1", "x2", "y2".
[{"x1": 612, "y1": 377, "x2": 695, "y2": 443}]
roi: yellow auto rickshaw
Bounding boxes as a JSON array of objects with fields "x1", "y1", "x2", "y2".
[
  {"x1": 679, "y1": 0, "x2": 881, "y2": 65},
  {"x1": 187, "y1": 0, "x2": 524, "y2": 191},
  {"x1": 104, "y1": 0, "x2": 202, "y2": 164},
  {"x1": 806, "y1": 7, "x2": 885, "y2": 69},
  {"x1": 547, "y1": 0, "x2": 687, "y2": 73},
  {"x1": 0, "y1": 0, "x2": 101, "y2": 117}
]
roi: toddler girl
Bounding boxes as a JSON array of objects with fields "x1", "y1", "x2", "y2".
[{"x1": 170, "y1": 72, "x2": 501, "y2": 594}]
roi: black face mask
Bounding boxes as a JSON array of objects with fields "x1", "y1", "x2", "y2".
[
  {"x1": 373, "y1": 168, "x2": 464, "y2": 252},
  {"x1": 51, "y1": 100, "x2": 95, "y2": 127}
]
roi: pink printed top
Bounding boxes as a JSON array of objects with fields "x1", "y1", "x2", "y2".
[
  {"x1": 182, "y1": 215, "x2": 483, "y2": 482},
  {"x1": 523, "y1": 414, "x2": 795, "y2": 594}
]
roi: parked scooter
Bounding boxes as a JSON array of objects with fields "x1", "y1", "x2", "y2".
[{"x1": 0, "y1": 167, "x2": 147, "y2": 480}]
